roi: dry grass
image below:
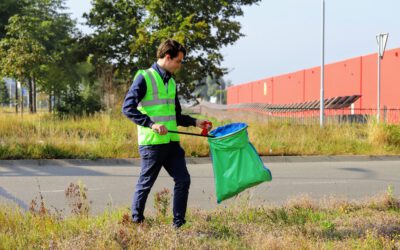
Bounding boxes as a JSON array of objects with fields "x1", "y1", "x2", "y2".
[
  {"x1": 0, "y1": 112, "x2": 211, "y2": 159},
  {"x1": 1, "y1": 185, "x2": 399, "y2": 249},
  {"x1": 248, "y1": 120, "x2": 400, "y2": 156},
  {"x1": 1, "y1": 112, "x2": 400, "y2": 159}
]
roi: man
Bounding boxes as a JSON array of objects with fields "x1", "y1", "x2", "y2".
[{"x1": 122, "y1": 39, "x2": 212, "y2": 228}]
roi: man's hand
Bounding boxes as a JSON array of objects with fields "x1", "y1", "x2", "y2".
[
  {"x1": 151, "y1": 123, "x2": 168, "y2": 135},
  {"x1": 196, "y1": 119, "x2": 212, "y2": 131}
]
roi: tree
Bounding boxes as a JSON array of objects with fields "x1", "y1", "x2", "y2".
[
  {"x1": 193, "y1": 74, "x2": 228, "y2": 103},
  {"x1": 0, "y1": 79, "x2": 10, "y2": 105},
  {"x1": 52, "y1": 59, "x2": 104, "y2": 117},
  {"x1": 85, "y1": 0, "x2": 260, "y2": 101},
  {"x1": 0, "y1": 0, "x2": 77, "y2": 113},
  {"x1": 216, "y1": 80, "x2": 232, "y2": 104},
  {"x1": 0, "y1": 0, "x2": 25, "y2": 39}
]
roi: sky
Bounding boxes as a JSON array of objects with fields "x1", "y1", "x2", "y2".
[{"x1": 66, "y1": 0, "x2": 400, "y2": 85}]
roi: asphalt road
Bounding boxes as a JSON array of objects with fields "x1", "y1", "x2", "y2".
[{"x1": 0, "y1": 156, "x2": 399, "y2": 215}]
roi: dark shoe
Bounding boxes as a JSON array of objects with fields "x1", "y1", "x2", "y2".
[
  {"x1": 132, "y1": 215, "x2": 144, "y2": 224},
  {"x1": 173, "y1": 220, "x2": 186, "y2": 229}
]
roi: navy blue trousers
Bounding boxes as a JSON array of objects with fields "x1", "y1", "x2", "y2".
[{"x1": 132, "y1": 142, "x2": 190, "y2": 227}]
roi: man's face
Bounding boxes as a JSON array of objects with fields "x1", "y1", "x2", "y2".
[{"x1": 166, "y1": 52, "x2": 184, "y2": 73}]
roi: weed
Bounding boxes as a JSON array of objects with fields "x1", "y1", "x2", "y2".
[
  {"x1": 153, "y1": 188, "x2": 171, "y2": 220},
  {"x1": 320, "y1": 220, "x2": 336, "y2": 236},
  {"x1": 119, "y1": 213, "x2": 131, "y2": 226},
  {"x1": 367, "y1": 185, "x2": 400, "y2": 211},
  {"x1": 286, "y1": 194, "x2": 316, "y2": 211},
  {"x1": 1, "y1": 190, "x2": 400, "y2": 249},
  {"x1": 65, "y1": 181, "x2": 91, "y2": 217},
  {"x1": 385, "y1": 185, "x2": 400, "y2": 210},
  {"x1": 29, "y1": 179, "x2": 48, "y2": 216},
  {"x1": 114, "y1": 227, "x2": 131, "y2": 249}
]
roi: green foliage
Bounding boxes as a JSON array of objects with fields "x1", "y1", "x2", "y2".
[
  {"x1": 193, "y1": 74, "x2": 229, "y2": 103},
  {"x1": 0, "y1": 0, "x2": 103, "y2": 115},
  {"x1": 54, "y1": 78, "x2": 104, "y2": 118},
  {"x1": 55, "y1": 91, "x2": 102, "y2": 117},
  {"x1": 0, "y1": 0, "x2": 75, "y2": 80},
  {"x1": 320, "y1": 220, "x2": 336, "y2": 236},
  {"x1": 85, "y1": 0, "x2": 261, "y2": 99},
  {"x1": 0, "y1": 0, "x2": 260, "y2": 113},
  {"x1": 383, "y1": 125, "x2": 400, "y2": 147},
  {"x1": 0, "y1": 0, "x2": 25, "y2": 39},
  {"x1": 0, "y1": 79, "x2": 10, "y2": 104}
]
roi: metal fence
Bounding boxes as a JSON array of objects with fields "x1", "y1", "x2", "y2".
[
  {"x1": 3, "y1": 101, "x2": 400, "y2": 125},
  {"x1": 193, "y1": 102, "x2": 400, "y2": 125}
]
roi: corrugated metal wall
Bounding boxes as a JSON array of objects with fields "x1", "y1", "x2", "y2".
[{"x1": 227, "y1": 48, "x2": 400, "y2": 110}]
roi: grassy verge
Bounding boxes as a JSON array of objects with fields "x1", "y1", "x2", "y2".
[
  {"x1": 0, "y1": 112, "x2": 400, "y2": 159},
  {"x1": 1, "y1": 184, "x2": 399, "y2": 249}
]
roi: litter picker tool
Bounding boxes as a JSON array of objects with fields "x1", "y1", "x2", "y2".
[
  {"x1": 168, "y1": 130, "x2": 215, "y2": 138},
  {"x1": 168, "y1": 121, "x2": 215, "y2": 138}
]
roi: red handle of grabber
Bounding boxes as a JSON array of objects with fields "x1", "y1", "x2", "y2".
[{"x1": 201, "y1": 121, "x2": 213, "y2": 136}]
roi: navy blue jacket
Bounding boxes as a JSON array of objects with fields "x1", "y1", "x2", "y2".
[{"x1": 122, "y1": 63, "x2": 197, "y2": 128}]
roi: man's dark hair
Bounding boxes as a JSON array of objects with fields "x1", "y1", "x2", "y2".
[{"x1": 157, "y1": 39, "x2": 187, "y2": 59}]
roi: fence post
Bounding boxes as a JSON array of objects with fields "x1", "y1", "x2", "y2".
[{"x1": 383, "y1": 105, "x2": 387, "y2": 123}]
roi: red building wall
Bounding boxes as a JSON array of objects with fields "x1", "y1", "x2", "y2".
[
  {"x1": 237, "y1": 83, "x2": 252, "y2": 103},
  {"x1": 380, "y1": 49, "x2": 400, "y2": 108},
  {"x1": 273, "y1": 71, "x2": 304, "y2": 104},
  {"x1": 266, "y1": 78, "x2": 274, "y2": 103},
  {"x1": 304, "y1": 67, "x2": 320, "y2": 102},
  {"x1": 361, "y1": 53, "x2": 377, "y2": 110},
  {"x1": 227, "y1": 85, "x2": 237, "y2": 104},
  {"x1": 251, "y1": 80, "x2": 267, "y2": 103},
  {"x1": 227, "y1": 48, "x2": 400, "y2": 110}
]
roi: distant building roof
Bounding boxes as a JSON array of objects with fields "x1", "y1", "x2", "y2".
[{"x1": 228, "y1": 95, "x2": 361, "y2": 112}]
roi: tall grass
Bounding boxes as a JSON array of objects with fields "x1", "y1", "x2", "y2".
[
  {"x1": 0, "y1": 113, "x2": 135, "y2": 159},
  {"x1": 1, "y1": 112, "x2": 400, "y2": 159},
  {"x1": 250, "y1": 121, "x2": 400, "y2": 156},
  {"x1": 1, "y1": 186, "x2": 399, "y2": 249}
]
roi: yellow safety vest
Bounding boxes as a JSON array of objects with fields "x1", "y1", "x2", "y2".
[{"x1": 136, "y1": 68, "x2": 180, "y2": 145}]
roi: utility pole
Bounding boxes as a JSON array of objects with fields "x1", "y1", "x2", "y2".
[
  {"x1": 320, "y1": 0, "x2": 325, "y2": 127},
  {"x1": 376, "y1": 33, "x2": 388, "y2": 123}
]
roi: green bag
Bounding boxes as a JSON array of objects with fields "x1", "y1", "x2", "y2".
[{"x1": 208, "y1": 123, "x2": 272, "y2": 203}]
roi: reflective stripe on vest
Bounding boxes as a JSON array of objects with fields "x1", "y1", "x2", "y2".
[
  {"x1": 136, "y1": 68, "x2": 180, "y2": 145},
  {"x1": 139, "y1": 99, "x2": 175, "y2": 107},
  {"x1": 150, "y1": 115, "x2": 176, "y2": 123}
]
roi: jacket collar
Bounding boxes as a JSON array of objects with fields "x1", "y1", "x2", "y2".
[{"x1": 152, "y1": 62, "x2": 172, "y2": 84}]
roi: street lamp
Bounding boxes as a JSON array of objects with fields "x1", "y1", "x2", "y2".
[
  {"x1": 376, "y1": 33, "x2": 388, "y2": 123},
  {"x1": 320, "y1": 0, "x2": 325, "y2": 127}
]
